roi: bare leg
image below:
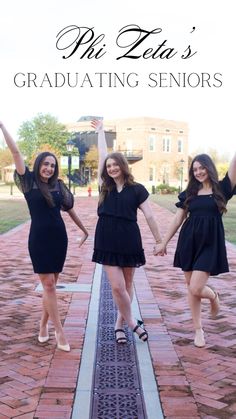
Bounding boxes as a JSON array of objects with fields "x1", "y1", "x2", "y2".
[
  {"x1": 104, "y1": 266, "x2": 135, "y2": 328},
  {"x1": 39, "y1": 273, "x2": 59, "y2": 337},
  {"x1": 39, "y1": 273, "x2": 68, "y2": 346},
  {"x1": 185, "y1": 270, "x2": 216, "y2": 347},
  {"x1": 115, "y1": 267, "x2": 135, "y2": 329}
]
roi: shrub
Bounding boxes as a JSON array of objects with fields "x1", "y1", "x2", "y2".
[{"x1": 155, "y1": 184, "x2": 179, "y2": 194}]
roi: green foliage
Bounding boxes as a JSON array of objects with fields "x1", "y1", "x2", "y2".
[
  {"x1": 216, "y1": 162, "x2": 229, "y2": 179},
  {"x1": 0, "y1": 199, "x2": 30, "y2": 234},
  {"x1": 155, "y1": 184, "x2": 179, "y2": 194},
  {"x1": 151, "y1": 194, "x2": 236, "y2": 245},
  {"x1": 17, "y1": 113, "x2": 70, "y2": 163},
  {"x1": 83, "y1": 145, "x2": 98, "y2": 179}
]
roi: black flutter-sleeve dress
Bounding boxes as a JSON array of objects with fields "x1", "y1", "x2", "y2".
[
  {"x1": 92, "y1": 183, "x2": 149, "y2": 267},
  {"x1": 174, "y1": 173, "x2": 235, "y2": 276},
  {"x1": 14, "y1": 167, "x2": 74, "y2": 274}
]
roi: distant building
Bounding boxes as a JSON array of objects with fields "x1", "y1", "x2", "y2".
[
  {"x1": 66, "y1": 116, "x2": 188, "y2": 189},
  {"x1": 1, "y1": 164, "x2": 15, "y2": 183}
]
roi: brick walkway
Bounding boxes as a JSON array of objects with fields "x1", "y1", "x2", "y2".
[{"x1": 0, "y1": 196, "x2": 236, "y2": 419}]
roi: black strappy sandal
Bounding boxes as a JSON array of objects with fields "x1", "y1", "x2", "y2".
[
  {"x1": 115, "y1": 328, "x2": 127, "y2": 344},
  {"x1": 133, "y1": 320, "x2": 148, "y2": 342}
]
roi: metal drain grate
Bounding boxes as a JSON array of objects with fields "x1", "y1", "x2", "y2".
[{"x1": 89, "y1": 270, "x2": 147, "y2": 419}]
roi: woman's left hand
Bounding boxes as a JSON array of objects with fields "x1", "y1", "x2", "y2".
[{"x1": 153, "y1": 242, "x2": 167, "y2": 256}]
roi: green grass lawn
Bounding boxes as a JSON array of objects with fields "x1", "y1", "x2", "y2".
[
  {"x1": 0, "y1": 179, "x2": 99, "y2": 234},
  {"x1": 0, "y1": 192, "x2": 235, "y2": 244},
  {"x1": 151, "y1": 193, "x2": 236, "y2": 245},
  {"x1": 0, "y1": 199, "x2": 30, "y2": 234}
]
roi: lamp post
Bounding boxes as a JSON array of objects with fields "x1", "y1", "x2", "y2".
[
  {"x1": 179, "y1": 159, "x2": 185, "y2": 192},
  {"x1": 66, "y1": 139, "x2": 74, "y2": 191}
]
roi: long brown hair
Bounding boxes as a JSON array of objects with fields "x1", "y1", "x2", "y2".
[
  {"x1": 33, "y1": 152, "x2": 59, "y2": 207},
  {"x1": 184, "y1": 154, "x2": 227, "y2": 214},
  {"x1": 99, "y1": 152, "x2": 135, "y2": 205}
]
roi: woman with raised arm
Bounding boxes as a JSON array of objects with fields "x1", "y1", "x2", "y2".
[
  {"x1": 155, "y1": 153, "x2": 236, "y2": 347},
  {"x1": 91, "y1": 119, "x2": 162, "y2": 344},
  {"x1": 0, "y1": 121, "x2": 88, "y2": 352}
]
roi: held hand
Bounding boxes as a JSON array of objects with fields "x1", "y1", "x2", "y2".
[
  {"x1": 77, "y1": 231, "x2": 88, "y2": 248},
  {"x1": 91, "y1": 119, "x2": 103, "y2": 132},
  {"x1": 153, "y1": 242, "x2": 167, "y2": 256},
  {"x1": 0, "y1": 121, "x2": 4, "y2": 129}
]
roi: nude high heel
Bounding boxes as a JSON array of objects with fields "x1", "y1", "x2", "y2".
[
  {"x1": 38, "y1": 325, "x2": 49, "y2": 343},
  {"x1": 55, "y1": 332, "x2": 70, "y2": 352},
  {"x1": 211, "y1": 292, "x2": 220, "y2": 319}
]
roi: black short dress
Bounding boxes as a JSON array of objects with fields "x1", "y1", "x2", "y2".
[
  {"x1": 174, "y1": 173, "x2": 235, "y2": 276},
  {"x1": 92, "y1": 183, "x2": 149, "y2": 267},
  {"x1": 14, "y1": 167, "x2": 74, "y2": 274}
]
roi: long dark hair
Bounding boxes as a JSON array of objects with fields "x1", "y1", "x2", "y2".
[
  {"x1": 33, "y1": 152, "x2": 59, "y2": 207},
  {"x1": 99, "y1": 152, "x2": 135, "y2": 205},
  {"x1": 184, "y1": 154, "x2": 227, "y2": 214}
]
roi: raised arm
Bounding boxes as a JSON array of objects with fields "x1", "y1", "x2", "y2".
[
  {"x1": 228, "y1": 153, "x2": 236, "y2": 189},
  {"x1": 91, "y1": 119, "x2": 107, "y2": 186},
  {"x1": 0, "y1": 121, "x2": 25, "y2": 175}
]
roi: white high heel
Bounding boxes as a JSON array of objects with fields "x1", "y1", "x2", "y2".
[
  {"x1": 55, "y1": 332, "x2": 70, "y2": 352},
  {"x1": 38, "y1": 325, "x2": 49, "y2": 343}
]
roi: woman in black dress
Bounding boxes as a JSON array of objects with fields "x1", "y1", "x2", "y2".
[
  {"x1": 0, "y1": 121, "x2": 88, "y2": 351},
  {"x1": 155, "y1": 153, "x2": 236, "y2": 347},
  {"x1": 91, "y1": 119, "x2": 162, "y2": 344}
]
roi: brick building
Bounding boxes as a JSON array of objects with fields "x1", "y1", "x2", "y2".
[{"x1": 66, "y1": 116, "x2": 188, "y2": 190}]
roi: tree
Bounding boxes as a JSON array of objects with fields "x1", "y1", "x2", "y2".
[
  {"x1": 216, "y1": 162, "x2": 229, "y2": 180},
  {"x1": 83, "y1": 145, "x2": 99, "y2": 181},
  {"x1": 83, "y1": 145, "x2": 113, "y2": 182},
  {"x1": 0, "y1": 148, "x2": 14, "y2": 181},
  {"x1": 29, "y1": 143, "x2": 65, "y2": 175},
  {"x1": 17, "y1": 113, "x2": 69, "y2": 163},
  {"x1": 190, "y1": 147, "x2": 230, "y2": 165}
]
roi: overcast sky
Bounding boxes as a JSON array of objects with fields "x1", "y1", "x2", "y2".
[{"x1": 0, "y1": 0, "x2": 235, "y2": 157}]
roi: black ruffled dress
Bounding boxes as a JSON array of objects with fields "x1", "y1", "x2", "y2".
[
  {"x1": 14, "y1": 167, "x2": 74, "y2": 274},
  {"x1": 174, "y1": 173, "x2": 235, "y2": 275},
  {"x1": 92, "y1": 183, "x2": 149, "y2": 267}
]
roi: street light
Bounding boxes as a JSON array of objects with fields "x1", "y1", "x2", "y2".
[{"x1": 66, "y1": 139, "x2": 74, "y2": 191}]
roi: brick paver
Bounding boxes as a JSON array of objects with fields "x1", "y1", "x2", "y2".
[
  {"x1": 0, "y1": 196, "x2": 236, "y2": 418},
  {"x1": 138, "y1": 202, "x2": 236, "y2": 419},
  {"x1": 0, "y1": 196, "x2": 97, "y2": 419}
]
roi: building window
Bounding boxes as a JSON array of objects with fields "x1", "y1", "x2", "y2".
[
  {"x1": 177, "y1": 138, "x2": 183, "y2": 153},
  {"x1": 163, "y1": 137, "x2": 171, "y2": 152},
  {"x1": 165, "y1": 129, "x2": 170, "y2": 132},
  {"x1": 149, "y1": 166, "x2": 155, "y2": 182},
  {"x1": 149, "y1": 135, "x2": 156, "y2": 152},
  {"x1": 127, "y1": 127, "x2": 132, "y2": 131},
  {"x1": 179, "y1": 130, "x2": 184, "y2": 134}
]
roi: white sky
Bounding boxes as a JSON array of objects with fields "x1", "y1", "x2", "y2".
[{"x1": 0, "y1": 0, "x2": 235, "y2": 157}]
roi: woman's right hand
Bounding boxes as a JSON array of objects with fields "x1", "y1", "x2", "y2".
[
  {"x1": 153, "y1": 242, "x2": 167, "y2": 256},
  {"x1": 91, "y1": 119, "x2": 103, "y2": 132}
]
